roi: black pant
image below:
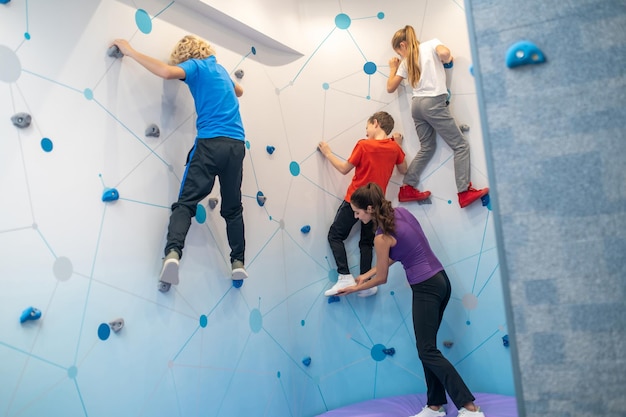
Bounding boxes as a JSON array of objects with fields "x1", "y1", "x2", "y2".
[
  {"x1": 327, "y1": 200, "x2": 374, "y2": 275},
  {"x1": 411, "y1": 270, "x2": 475, "y2": 409},
  {"x1": 165, "y1": 137, "x2": 245, "y2": 263}
]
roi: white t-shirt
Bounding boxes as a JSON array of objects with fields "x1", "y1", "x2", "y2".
[{"x1": 397, "y1": 38, "x2": 448, "y2": 97}]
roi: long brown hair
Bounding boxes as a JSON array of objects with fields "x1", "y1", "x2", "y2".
[
  {"x1": 391, "y1": 25, "x2": 421, "y2": 88},
  {"x1": 350, "y1": 183, "x2": 395, "y2": 235}
]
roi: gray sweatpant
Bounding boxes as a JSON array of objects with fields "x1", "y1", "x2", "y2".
[{"x1": 403, "y1": 94, "x2": 470, "y2": 193}]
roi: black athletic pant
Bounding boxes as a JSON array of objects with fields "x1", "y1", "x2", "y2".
[{"x1": 327, "y1": 200, "x2": 374, "y2": 275}]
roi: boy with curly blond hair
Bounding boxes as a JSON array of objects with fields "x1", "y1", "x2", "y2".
[{"x1": 111, "y1": 35, "x2": 248, "y2": 292}]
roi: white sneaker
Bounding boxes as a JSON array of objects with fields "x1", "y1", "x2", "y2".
[
  {"x1": 159, "y1": 251, "x2": 180, "y2": 285},
  {"x1": 411, "y1": 405, "x2": 445, "y2": 417},
  {"x1": 231, "y1": 260, "x2": 248, "y2": 280},
  {"x1": 324, "y1": 274, "x2": 356, "y2": 296},
  {"x1": 458, "y1": 407, "x2": 485, "y2": 417},
  {"x1": 357, "y1": 286, "x2": 378, "y2": 297}
]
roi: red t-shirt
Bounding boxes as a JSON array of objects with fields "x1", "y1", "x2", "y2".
[{"x1": 345, "y1": 138, "x2": 405, "y2": 201}]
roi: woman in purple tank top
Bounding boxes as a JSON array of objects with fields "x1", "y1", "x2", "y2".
[{"x1": 337, "y1": 182, "x2": 485, "y2": 417}]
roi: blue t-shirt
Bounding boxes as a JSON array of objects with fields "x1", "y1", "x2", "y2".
[
  {"x1": 378, "y1": 207, "x2": 444, "y2": 285},
  {"x1": 178, "y1": 56, "x2": 245, "y2": 141}
]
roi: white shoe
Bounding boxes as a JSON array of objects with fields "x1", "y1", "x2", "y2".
[
  {"x1": 324, "y1": 274, "x2": 356, "y2": 296},
  {"x1": 231, "y1": 260, "x2": 248, "y2": 280},
  {"x1": 411, "y1": 406, "x2": 445, "y2": 417},
  {"x1": 159, "y1": 251, "x2": 180, "y2": 285},
  {"x1": 357, "y1": 286, "x2": 378, "y2": 297},
  {"x1": 458, "y1": 407, "x2": 485, "y2": 417}
]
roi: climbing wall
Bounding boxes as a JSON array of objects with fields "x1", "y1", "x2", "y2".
[{"x1": 0, "y1": 0, "x2": 515, "y2": 416}]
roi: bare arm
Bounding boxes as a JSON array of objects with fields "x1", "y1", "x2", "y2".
[
  {"x1": 387, "y1": 57, "x2": 405, "y2": 93},
  {"x1": 435, "y1": 44, "x2": 453, "y2": 64},
  {"x1": 338, "y1": 234, "x2": 395, "y2": 295},
  {"x1": 234, "y1": 82, "x2": 243, "y2": 97},
  {"x1": 392, "y1": 132, "x2": 408, "y2": 175},
  {"x1": 318, "y1": 141, "x2": 354, "y2": 175},
  {"x1": 111, "y1": 39, "x2": 185, "y2": 80}
]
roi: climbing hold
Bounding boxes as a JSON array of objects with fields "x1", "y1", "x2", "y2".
[
  {"x1": 109, "y1": 318, "x2": 124, "y2": 333},
  {"x1": 11, "y1": 112, "x2": 31, "y2": 128},
  {"x1": 208, "y1": 197, "x2": 219, "y2": 209},
  {"x1": 158, "y1": 281, "x2": 171, "y2": 293},
  {"x1": 266, "y1": 145, "x2": 275, "y2": 155},
  {"x1": 443, "y1": 340, "x2": 454, "y2": 348},
  {"x1": 382, "y1": 347, "x2": 395, "y2": 356},
  {"x1": 233, "y1": 279, "x2": 243, "y2": 289},
  {"x1": 0, "y1": 0, "x2": 12, "y2": 4},
  {"x1": 20, "y1": 307, "x2": 42, "y2": 323},
  {"x1": 417, "y1": 198, "x2": 432, "y2": 206},
  {"x1": 469, "y1": 65, "x2": 474, "y2": 76},
  {"x1": 102, "y1": 188, "x2": 119, "y2": 202},
  {"x1": 505, "y1": 40, "x2": 546, "y2": 68},
  {"x1": 459, "y1": 124, "x2": 470, "y2": 133},
  {"x1": 302, "y1": 356, "x2": 312, "y2": 367},
  {"x1": 195, "y1": 203, "x2": 207, "y2": 223},
  {"x1": 327, "y1": 295, "x2": 340, "y2": 304},
  {"x1": 145, "y1": 123, "x2": 160, "y2": 138},
  {"x1": 481, "y1": 193, "x2": 490, "y2": 207},
  {"x1": 502, "y1": 334, "x2": 509, "y2": 347},
  {"x1": 443, "y1": 59, "x2": 453, "y2": 69},
  {"x1": 234, "y1": 69, "x2": 244, "y2": 79},
  {"x1": 107, "y1": 45, "x2": 124, "y2": 59},
  {"x1": 446, "y1": 89, "x2": 451, "y2": 106},
  {"x1": 256, "y1": 191, "x2": 267, "y2": 207},
  {"x1": 300, "y1": 225, "x2": 311, "y2": 234}
]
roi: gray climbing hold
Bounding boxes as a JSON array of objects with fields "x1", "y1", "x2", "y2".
[
  {"x1": 459, "y1": 124, "x2": 470, "y2": 133},
  {"x1": 109, "y1": 318, "x2": 124, "y2": 333},
  {"x1": 234, "y1": 69, "x2": 244, "y2": 79},
  {"x1": 443, "y1": 340, "x2": 454, "y2": 348},
  {"x1": 107, "y1": 45, "x2": 124, "y2": 59},
  {"x1": 145, "y1": 123, "x2": 160, "y2": 137},
  {"x1": 208, "y1": 197, "x2": 219, "y2": 209},
  {"x1": 11, "y1": 112, "x2": 31, "y2": 128}
]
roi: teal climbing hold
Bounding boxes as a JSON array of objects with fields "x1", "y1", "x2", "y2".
[
  {"x1": 195, "y1": 203, "x2": 207, "y2": 223},
  {"x1": 102, "y1": 188, "x2": 119, "y2": 202},
  {"x1": 506, "y1": 40, "x2": 546, "y2": 68}
]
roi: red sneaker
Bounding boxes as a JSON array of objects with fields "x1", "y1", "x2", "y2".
[
  {"x1": 458, "y1": 183, "x2": 489, "y2": 208},
  {"x1": 398, "y1": 185, "x2": 431, "y2": 202}
]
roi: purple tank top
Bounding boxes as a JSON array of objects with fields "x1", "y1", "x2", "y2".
[{"x1": 377, "y1": 207, "x2": 443, "y2": 285}]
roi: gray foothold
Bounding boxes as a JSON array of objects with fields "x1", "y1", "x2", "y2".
[
  {"x1": 208, "y1": 197, "x2": 219, "y2": 209},
  {"x1": 109, "y1": 318, "x2": 125, "y2": 333},
  {"x1": 459, "y1": 124, "x2": 470, "y2": 133},
  {"x1": 107, "y1": 45, "x2": 124, "y2": 59},
  {"x1": 11, "y1": 112, "x2": 31, "y2": 128},
  {"x1": 145, "y1": 124, "x2": 160, "y2": 137},
  {"x1": 234, "y1": 69, "x2": 244, "y2": 79}
]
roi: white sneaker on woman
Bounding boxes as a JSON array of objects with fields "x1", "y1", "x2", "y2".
[
  {"x1": 411, "y1": 405, "x2": 445, "y2": 417},
  {"x1": 324, "y1": 274, "x2": 356, "y2": 296}
]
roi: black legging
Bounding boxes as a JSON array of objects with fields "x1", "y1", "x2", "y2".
[{"x1": 411, "y1": 270, "x2": 475, "y2": 409}]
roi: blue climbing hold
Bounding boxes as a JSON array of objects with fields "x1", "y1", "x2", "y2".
[
  {"x1": 443, "y1": 59, "x2": 453, "y2": 69},
  {"x1": 481, "y1": 193, "x2": 490, "y2": 208},
  {"x1": 327, "y1": 295, "x2": 340, "y2": 304},
  {"x1": 469, "y1": 65, "x2": 474, "y2": 76},
  {"x1": 20, "y1": 306, "x2": 42, "y2": 323},
  {"x1": 505, "y1": 40, "x2": 546, "y2": 68},
  {"x1": 266, "y1": 146, "x2": 275, "y2": 154},
  {"x1": 502, "y1": 334, "x2": 509, "y2": 347},
  {"x1": 195, "y1": 203, "x2": 207, "y2": 224},
  {"x1": 102, "y1": 188, "x2": 119, "y2": 202},
  {"x1": 302, "y1": 356, "x2": 312, "y2": 367},
  {"x1": 233, "y1": 279, "x2": 244, "y2": 288},
  {"x1": 382, "y1": 347, "x2": 396, "y2": 356},
  {"x1": 256, "y1": 191, "x2": 267, "y2": 207},
  {"x1": 300, "y1": 225, "x2": 311, "y2": 234},
  {"x1": 0, "y1": 0, "x2": 12, "y2": 5}
]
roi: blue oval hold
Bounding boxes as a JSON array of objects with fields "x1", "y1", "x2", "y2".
[
  {"x1": 233, "y1": 279, "x2": 243, "y2": 288},
  {"x1": 98, "y1": 323, "x2": 111, "y2": 341},
  {"x1": 135, "y1": 9, "x2": 152, "y2": 34},
  {"x1": 300, "y1": 225, "x2": 311, "y2": 234},
  {"x1": 196, "y1": 203, "x2": 207, "y2": 224}
]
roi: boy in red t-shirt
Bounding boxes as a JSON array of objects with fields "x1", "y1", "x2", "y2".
[{"x1": 318, "y1": 111, "x2": 407, "y2": 297}]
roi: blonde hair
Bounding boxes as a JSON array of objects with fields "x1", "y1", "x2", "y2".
[
  {"x1": 350, "y1": 183, "x2": 396, "y2": 235},
  {"x1": 391, "y1": 25, "x2": 421, "y2": 88},
  {"x1": 169, "y1": 35, "x2": 215, "y2": 65}
]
